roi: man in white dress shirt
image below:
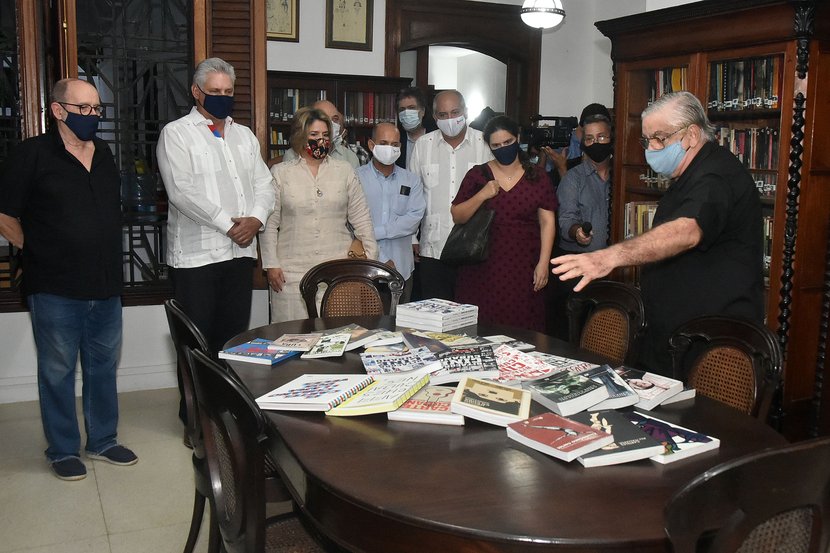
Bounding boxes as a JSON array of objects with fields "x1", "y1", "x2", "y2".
[
  {"x1": 157, "y1": 57, "x2": 275, "y2": 426},
  {"x1": 408, "y1": 90, "x2": 493, "y2": 300}
]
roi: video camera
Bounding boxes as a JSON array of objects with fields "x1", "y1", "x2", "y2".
[{"x1": 522, "y1": 115, "x2": 578, "y2": 149}]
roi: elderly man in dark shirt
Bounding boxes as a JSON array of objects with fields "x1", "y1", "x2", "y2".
[
  {"x1": 551, "y1": 91, "x2": 763, "y2": 375},
  {"x1": 0, "y1": 78, "x2": 137, "y2": 480}
]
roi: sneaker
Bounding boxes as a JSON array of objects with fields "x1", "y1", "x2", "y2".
[
  {"x1": 87, "y1": 445, "x2": 138, "y2": 466},
  {"x1": 51, "y1": 457, "x2": 87, "y2": 481}
]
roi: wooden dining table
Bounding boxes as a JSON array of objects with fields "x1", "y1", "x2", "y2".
[{"x1": 226, "y1": 316, "x2": 788, "y2": 553}]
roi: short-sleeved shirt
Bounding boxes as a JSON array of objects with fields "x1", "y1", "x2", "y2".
[
  {"x1": 556, "y1": 159, "x2": 610, "y2": 252},
  {"x1": 639, "y1": 141, "x2": 764, "y2": 374},
  {"x1": 0, "y1": 130, "x2": 122, "y2": 299}
]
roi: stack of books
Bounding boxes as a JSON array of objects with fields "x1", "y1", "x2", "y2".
[{"x1": 396, "y1": 298, "x2": 478, "y2": 332}]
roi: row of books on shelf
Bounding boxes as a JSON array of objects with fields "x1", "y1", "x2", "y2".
[
  {"x1": 624, "y1": 201, "x2": 658, "y2": 239},
  {"x1": 342, "y1": 91, "x2": 399, "y2": 126},
  {"x1": 637, "y1": 169, "x2": 672, "y2": 191},
  {"x1": 707, "y1": 55, "x2": 781, "y2": 112},
  {"x1": 648, "y1": 66, "x2": 688, "y2": 104},
  {"x1": 269, "y1": 88, "x2": 327, "y2": 122},
  {"x1": 716, "y1": 126, "x2": 779, "y2": 171}
]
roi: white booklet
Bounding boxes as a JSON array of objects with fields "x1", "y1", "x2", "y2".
[{"x1": 301, "y1": 333, "x2": 351, "y2": 359}]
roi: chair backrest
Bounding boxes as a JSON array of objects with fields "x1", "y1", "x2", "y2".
[
  {"x1": 188, "y1": 347, "x2": 269, "y2": 553},
  {"x1": 665, "y1": 436, "x2": 830, "y2": 553},
  {"x1": 164, "y1": 298, "x2": 211, "y2": 454},
  {"x1": 668, "y1": 315, "x2": 782, "y2": 420},
  {"x1": 299, "y1": 258, "x2": 405, "y2": 318},
  {"x1": 567, "y1": 280, "x2": 646, "y2": 366}
]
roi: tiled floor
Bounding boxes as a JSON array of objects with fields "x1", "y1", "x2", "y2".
[{"x1": 0, "y1": 388, "x2": 211, "y2": 553}]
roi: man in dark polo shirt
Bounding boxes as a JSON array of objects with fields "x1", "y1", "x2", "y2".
[
  {"x1": 0, "y1": 78, "x2": 137, "y2": 480},
  {"x1": 551, "y1": 91, "x2": 763, "y2": 375}
]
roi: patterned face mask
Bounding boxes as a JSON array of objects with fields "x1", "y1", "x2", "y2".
[{"x1": 305, "y1": 138, "x2": 331, "y2": 160}]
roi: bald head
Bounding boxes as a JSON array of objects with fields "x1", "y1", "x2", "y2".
[
  {"x1": 312, "y1": 100, "x2": 342, "y2": 125},
  {"x1": 372, "y1": 122, "x2": 400, "y2": 143},
  {"x1": 50, "y1": 78, "x2": 101, "y2": 125}
]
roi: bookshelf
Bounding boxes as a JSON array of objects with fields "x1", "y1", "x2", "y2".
[
  {"x1": 267, "y1": 71, "x2": 412, "y2": 160},
  {"x1": 597, "y1": 0, "x2": 830, "y2": 436}
]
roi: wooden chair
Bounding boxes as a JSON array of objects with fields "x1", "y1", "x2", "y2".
[
  {"x1": 187, "y1": 348, "x2": 326, "y2": 553},
  {"x1": 668, "y1": 315, "x2": 782, "y2": 420},
  {"x1": 299, "y1": 258, "x2": 405, "y2": 318},
  {"x1": 664, "y1": 436, "x2": 830, "y2": 553},
  {"x1": 163, "y1": 299, "x2": 219, "y2": 553},
  {"x1": 567, "y1": 280, "x2": 646, "y2": 366}
]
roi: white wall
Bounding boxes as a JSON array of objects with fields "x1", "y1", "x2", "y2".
[
  {"x1": 456, "y1": 53, "x2": 507, "y2": 118},
  {"x1": 0, "y1": 291, "x2": 269, "y2": 404},
  {"x1": 646, "y1": 0, "x2": 702, "y2": 10},
  {"x1": 267, "y1": 0, "x2": 387, "y2": 75}
]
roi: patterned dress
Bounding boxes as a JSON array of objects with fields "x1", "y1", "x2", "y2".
[{"x1": 452, "y1": 163, "x2": 557, "y2": 332}]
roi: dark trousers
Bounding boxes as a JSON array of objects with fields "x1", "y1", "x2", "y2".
[
  {"x1": 546, "y1": 246, "x2": 580, "y2": 341},
  {"x1": 418, "y1": 257, "x2": 457, "y2": 301},
  {"x1": 170, "y1": 257, "x2": 254, "y2": 423}
]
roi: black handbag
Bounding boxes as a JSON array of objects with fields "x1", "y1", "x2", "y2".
[{"x1": 440, "y1": 205, "x2": 495, "y2": 265}]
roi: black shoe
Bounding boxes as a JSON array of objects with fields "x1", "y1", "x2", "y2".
[
  {"x1": 88, "y1": 445, "x2": 138, "y2": 466},
  {"x1": 51, "y1": 457, "x2": 87, "y2": 481}
]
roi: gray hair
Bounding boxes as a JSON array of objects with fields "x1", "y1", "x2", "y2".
[
  {"x1": 193, "y1": 58, "x2": 236, "y2": 88},
  {"x1": 642, "y1": 91, "x2": 716, "y2": 142},
  {"x1": 433, "y1": 90, "x2": 466, "y2": 115}
]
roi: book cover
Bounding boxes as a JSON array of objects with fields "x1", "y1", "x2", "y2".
[
  {"x1": 524, "y1": 371, "x2": 609, "y2": 417},
  {"x1": 527, "y1": 351, "x2": 598, "y2": 374},
  {"x1": 614, "y1": 367, "x2": 683, "y2": 410},
  {"x1": 483, "y1": 335, "x2": 536, "y2": 352},
  {"x1": 408, "y1": 331, "x2": 480, "y2": 347},
  {"x1": 450, "y1": 377, "x2": 531, "y2": 427},
  {"x1": 368, "y1": 331, "x2": 404, "y2": 347},
  {"x1": 255, "y1": 374, "x2": 375, "y2": 411},
  {"x1": 492, "y1": 345, "x2": 561, "y2": 385},
  {"x1": 387, "y1": 385, "x2": 464, "y2": 425},
  {"x1": 218, "y1": 338, "x2": 301, "y2": 366},
  {"x1": 301, "y1": 333, "x2": 351, "y2": 359},
  {"x1": 577, "y1": 365, "x2": 639, "y2": 411},
  {"x1": 270, "y1": 333, "x2": 323, "y2": 352},
  {"x1": 506, "y1": 412, "x2": 614, "y2": 462},
  {"x1": 570, "y1": 410, "x2": 665, "y2": 467},
  {"x1": 343, "y1": 328, "x2": 383, "y2": 351},
  {"x1": 359, "y1": 346, "x2": 441, "y2": 376},
  {"x1": 326, "y1": 373, "x2": 429, "y2": 417},
  {"x1": 401, "y1": 332, "x2": 452, "y2": 355},
  {"x1": 430, "y1": 345, "x2": 499, "y2": 385},
  {"x1": 623, "y1": 411, "x2": 720, "y2": 464}
]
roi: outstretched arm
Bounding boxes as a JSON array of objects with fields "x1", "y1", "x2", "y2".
[{"x1": 551, "y1": 217, "x2": 702, "y2": 292}]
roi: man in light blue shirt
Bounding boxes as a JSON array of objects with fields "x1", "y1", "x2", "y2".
[{"x1": 357, "y1": 122, "x2": 426, "y2": 302}]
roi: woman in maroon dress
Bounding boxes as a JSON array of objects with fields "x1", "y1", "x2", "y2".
[{"x1": 451, "y1": 116, "x2": 557, "y2": 332}]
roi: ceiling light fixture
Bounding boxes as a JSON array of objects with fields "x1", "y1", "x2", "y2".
[{"x1": 521, "y1": 0, "x2": 566, "y2": 30}]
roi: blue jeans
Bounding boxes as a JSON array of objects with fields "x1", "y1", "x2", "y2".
[{"x1": 28, "y1": 293, "x2": 122, "y2": 462}]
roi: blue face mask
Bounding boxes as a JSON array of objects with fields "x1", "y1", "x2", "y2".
[
  {"x1": 492, "y1": 142, "x2": 520, "y2": 165},
  {"x1": 645, "y1": 140, "x2": 687, "y2": 176},
  {"x1": 199, "y1": 88, "x2": 234, "y2": 119},
  {"x1": 63, "y1": 112, "x2": 99, "y2": 141}
]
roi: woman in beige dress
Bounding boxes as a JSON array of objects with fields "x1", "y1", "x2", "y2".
[{"x1": 261, "y1": 107, "x2": 377, "y2": 322}]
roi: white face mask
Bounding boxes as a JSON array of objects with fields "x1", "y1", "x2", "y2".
[
  {"x1": 371, "y1": 144, "x2": 401, "y2": 166},
  {"x1": 436, "y1": 115, "x2": 466, "y2": 138},
  {"x1": 399, "y1": 109, "x2": 422, "y2": 131},
  {"x1": 331, "y1": 121, "x2": 342, "y2": 145}
]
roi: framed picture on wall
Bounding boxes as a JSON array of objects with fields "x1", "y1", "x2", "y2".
[
  {"x1": 267, "y1": 0, "x2": 299, "y2": 42},
  {"x1": 326, "y1": 0, "x2": 373, "y2": 51}
]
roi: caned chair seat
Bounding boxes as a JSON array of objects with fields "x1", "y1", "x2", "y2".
[
  {"x1": 567, "y1": 280, "x2": 646, "y2": 366},
  {"x1": 300, "y1": 259, "x2": 405, "y2": 319},
  {"x1": 665, "y1": 436, "x2": 830, "y2": 553},
  {"x1": 668, "y1": 315, "x2": 782, "y2": 420}
]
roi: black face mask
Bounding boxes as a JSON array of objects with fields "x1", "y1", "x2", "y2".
[{"x1": 583, "y1": 142, "x2": 613, "y2": 163}]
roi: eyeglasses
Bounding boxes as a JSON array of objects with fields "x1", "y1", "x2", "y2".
[
  {"x1": 583, "y1": 134, "x2": 611, "y2": 146},
  {"x1": 639, "y1": 126, "x2": 687, "y2": 150},
  {"x1": 59, "y1": 102, "x2": 104, "y2": 117}
]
